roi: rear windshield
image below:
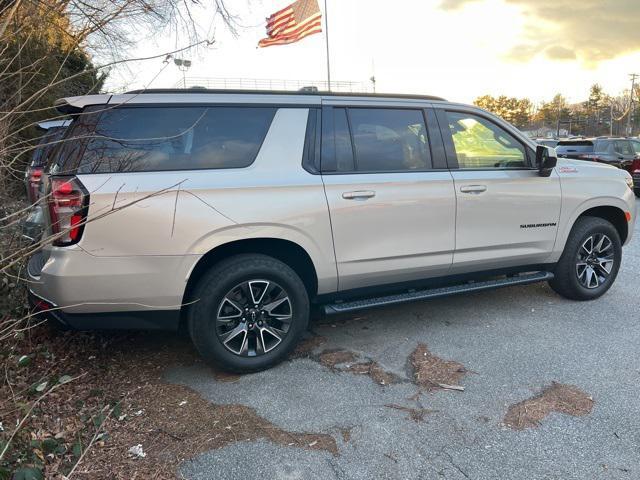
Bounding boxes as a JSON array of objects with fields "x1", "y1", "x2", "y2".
[
  {"x1": 52, "y1": 105, "x2": 276, "y2": 174},
  {"x1": 555, "y1": 141, "x2": 594, "y2": 154}
]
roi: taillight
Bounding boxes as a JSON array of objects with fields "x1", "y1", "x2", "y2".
[
  {"x1": 27, "y1": 167, "x2": 44, "y2": 201},
  {"x1": 578, "y1": 154, "x2": 600, "y2": 161},
  {"x1": 47, "y1": 176, "x2": 89, "y2": 246}
]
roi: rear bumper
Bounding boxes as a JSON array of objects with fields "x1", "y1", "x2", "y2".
[
  {"x1": 28, "y1": 289, "x2": 180, "y2": 330},
  {"x1": 27, "y1": 248, "x2": 200, "y2": 329}
]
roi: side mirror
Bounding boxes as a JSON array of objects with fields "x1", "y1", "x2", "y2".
[{"x1": 536, "y1": 145, "x2": 557, "y2": 177}]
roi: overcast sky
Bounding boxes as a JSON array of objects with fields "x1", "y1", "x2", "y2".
[{"x1": 108, "y1": 0, "x2": 640, "y2": 104}]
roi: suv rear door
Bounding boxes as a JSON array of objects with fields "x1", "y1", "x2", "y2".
[
  {"x1": 320, "y1": 101, "x2": 455, "y2": 290},
  {"x1": 436, "y1": 107, "x2": 561, "y2": 272}
]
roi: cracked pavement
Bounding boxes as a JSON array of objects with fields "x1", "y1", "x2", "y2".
[{"x1": 168, "y1": 201, "x2": 640, "y2": 480}]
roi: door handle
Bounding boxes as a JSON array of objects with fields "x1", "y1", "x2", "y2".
[
  {"x1": 459, "y1": 185, "x2": 487, "y2": 194},
  {"x1": 342, "y1": 190, "x2": 376, "y2": 200}
]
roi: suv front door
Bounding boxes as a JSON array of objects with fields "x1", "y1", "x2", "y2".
[
  {"x1": 437, "y1": 108, "x2": 561, "y2": 272},
  {"x1": 320, "y1": 104, "x2": 456, "y2": 290}
]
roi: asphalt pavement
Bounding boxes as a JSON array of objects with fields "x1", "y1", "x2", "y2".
[{"x1": 170, "y1": 199, "x2": 640, "y2": 480}]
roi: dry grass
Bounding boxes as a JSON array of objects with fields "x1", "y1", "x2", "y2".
[
  {"x1": 409, "y1": 343, "x2": 467, "y2": 392},
  {"x1": 503, "y1": 382, "x2": 594, "y2": 430}
]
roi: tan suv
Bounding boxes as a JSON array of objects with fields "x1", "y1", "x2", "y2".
[{"x1": 28, "y1": 89, "x2": 637, "y2": 372}]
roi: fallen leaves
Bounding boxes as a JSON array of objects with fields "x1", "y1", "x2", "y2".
[
  {"x1": 409, "y1": 343, "x2": 467, "y2": 392},
  {"x1": 317, "y1": 349, "x2": 401, "y2": 386},
  {"x1": 503, "y1": 382, "x2": 594, "y2": 430}
]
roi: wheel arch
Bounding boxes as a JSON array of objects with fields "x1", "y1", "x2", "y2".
[
  {"x1": 554, "y1": 199, "x2": 631, "y2": 261},
  {"x1": 181, "y1": 238, "x2": 319, "y2": 312},
  {"x1": 577, "y1": 205, "x2": 629, "y2": 245}
]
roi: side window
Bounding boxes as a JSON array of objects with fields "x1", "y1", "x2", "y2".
[
  {"x1": 614, "y1": 140, "x2": 634, "y2": 155},
  {"x1": 334, "y1": 108, "x2": 355, "y2": 171},
  {"x1": 446, "y1": 111, "x2": 527, "y2": 169},
  {"x1": 348, "y1": 108, "x2": 430, "y2": 172},
  {"x1": 78, "y1": 106, "x2": 276, "y2": 173}
]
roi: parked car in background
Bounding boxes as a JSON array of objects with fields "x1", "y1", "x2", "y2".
[
  {"x1": 629, "y1": 138, "x2": 640, "y2": 197},
  {"x1": 555, "y1": 138, "x2": 637, "y2": 170},
  {"x1": 27, "y1": 90, "x2": 636, "y2": 372},
  {"x1": 534, "y1": 138, "x2": 559, "y2": 148},
  {"x1": 25, "y1": 120, "x2": 70, "y2": 202},
  {"x1": 22, "y1": 120, "x2": 69, "y2": 241}
]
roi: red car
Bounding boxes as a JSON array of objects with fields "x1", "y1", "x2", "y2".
[{"x1": 629, "y1": 139, "x2": 640, "y2": 197}]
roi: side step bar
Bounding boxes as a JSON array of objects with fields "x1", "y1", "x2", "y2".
[{"x1": 323, "y1": 271, "x2": 554, "y2": 315}]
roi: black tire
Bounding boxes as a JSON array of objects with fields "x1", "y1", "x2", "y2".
[
  {"x1": 187, "y1": 254, "x2": 309, "y2": 372},
  {"x1": 549, "y1": 216, "x2": 622, "y2": 301}
]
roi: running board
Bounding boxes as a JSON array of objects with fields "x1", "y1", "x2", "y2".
[{"x1": 323, "y1": 271, "x2": 554, "y2": 315}]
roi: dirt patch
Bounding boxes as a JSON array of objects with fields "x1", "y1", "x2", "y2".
[
  {"x1": 340, "y1": 427, "x2": 352, "y2": 443},
  {"x1": 503, "y1": 382, "x2": 594, "y2": 430},
  {"x1": 0, "y1": 327, "x2": 336, "y2": 479},
  {"x1": 316, "y1": 349, "x2": 400, "y2": 386},
  {"x1": 385, "y1": 404, "x2": 435, "y2": 423},
  {"x1": 318, "y1": 349, "x2": 358, "y2": 369},
  {"x1": 409, "y1": 343, "x2": 467, "y2": 392},
  {"x1": 345, "y1": 361, "x2": 400, "y2": 386},
  {"x1": 78, "y1": 383, "x2": 337, "y2": 479},
  {"x1": 289, "y1": 334, "x2": 327, "y2": 359}
]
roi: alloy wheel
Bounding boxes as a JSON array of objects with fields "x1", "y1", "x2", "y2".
[
  {"x1": 215, "y1": 279, "x2": 293, "y2": 356},
  {"x1": 575, "y1": 233, "x2": 615, "y2": 289}
]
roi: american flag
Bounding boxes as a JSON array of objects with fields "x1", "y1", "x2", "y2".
[{"x1": 258, "y1": 0, "x2": 323, "y2": 48}]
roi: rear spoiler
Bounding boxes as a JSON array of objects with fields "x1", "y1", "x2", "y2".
[
  {"x1": 54, "y1": 94, "x2": 112, "y2": 114},
  {"x1": 36, "y1": 119, "x2": 71, "y2": 131}
]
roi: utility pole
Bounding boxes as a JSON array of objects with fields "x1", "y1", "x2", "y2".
[
  {"x1": 556, "y1": 99, "x2": 561, "y2": 138},
  {"x1": 626, "y1": 73, "x2": 638, "y2": 136}
]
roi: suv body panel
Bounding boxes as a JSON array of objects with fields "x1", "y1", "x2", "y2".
[{"x1": 550, "y1": 159, "x2": 636, "y2": 256}]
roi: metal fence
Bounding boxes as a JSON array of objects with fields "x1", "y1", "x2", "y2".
[{"x1": 172, "y1": 77, "x2": 371, "y2": 92}]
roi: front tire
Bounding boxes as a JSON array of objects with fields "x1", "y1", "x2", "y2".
[
  {"x1": 549, "y1": 216, "x2": 622, "y2": 301},
  {"x1": 188, "y1": 254, "x2": 309, "y2": 372}
]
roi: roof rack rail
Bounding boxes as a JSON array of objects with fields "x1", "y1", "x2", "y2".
[{"x1": 123, "y1": 88, "x2": 446, "y2": 102}]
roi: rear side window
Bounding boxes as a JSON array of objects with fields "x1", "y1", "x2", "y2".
[
  {"x1": 334, "y1": 108, "x2": 355, "y2": 171},
  {"x1": 75, "y1": 106, "x2": 275, "y2": 174},
  {"x1": 328, "y1": 107, "x2": 431, "y2": 173},
  {"x1": 349, "y1": 109, "x2": 430, "y2": 172}
]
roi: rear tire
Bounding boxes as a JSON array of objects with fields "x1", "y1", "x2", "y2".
[
  {"x1": 549, "y1": 216, "x2": 621, "y2": 301},
  {"x1": 187, "y1": 254, "x2": 309, "y2": 372}
]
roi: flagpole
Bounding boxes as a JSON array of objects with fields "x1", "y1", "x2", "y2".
[{"x1": 323, "y1": 0, "x2": 331, "y2": 91}]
